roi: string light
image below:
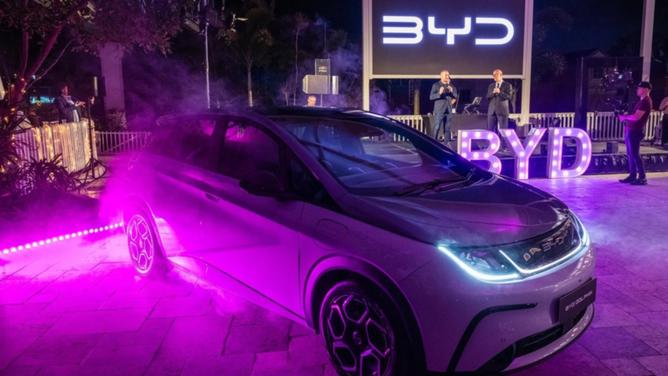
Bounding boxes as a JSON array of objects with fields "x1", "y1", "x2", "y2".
[{"x1": 1, "y1": 222, "x2": 124, "y2": 256}]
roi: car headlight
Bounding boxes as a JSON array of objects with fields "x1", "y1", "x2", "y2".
[
  {"x1": 438, "y1": 245, "x2": 522, "y2": 283},
  {"x1": 438, "y1": 212, "x2": 591, "y2": 284}
]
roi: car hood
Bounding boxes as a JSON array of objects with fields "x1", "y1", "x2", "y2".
[{"x1": 341, "y1": 175, "x2": 569, "y2": 247}]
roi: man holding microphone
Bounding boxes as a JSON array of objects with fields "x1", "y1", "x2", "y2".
[
  {"x1": 486, "y1": 69, "x2": 513, "y2": 133},
  {"x1": 430, "y1": 70, "x2": 458, "y2": 144}
]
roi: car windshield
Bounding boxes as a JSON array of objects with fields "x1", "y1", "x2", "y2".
[{"x1": 270, "y1": 115, "x2": 479, "y2": 196}]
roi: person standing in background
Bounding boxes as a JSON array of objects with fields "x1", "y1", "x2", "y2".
[
  {"x1": 429, "y1": 70, "x2": 458, "y2": 145},
  {"x1": 618, "y1": 81, "x2": 653, "y2": 186},
  {"x1": 486, "y1": 69, "x2": 513, "y2": 133},
  {"x1": 55, "y1": 83, "x2": 85, "y2": 123},
  {"x1": 306, "y1": 95, "x2": 317, "y2": 107}
]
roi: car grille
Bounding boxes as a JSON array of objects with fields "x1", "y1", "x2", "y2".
[{"x1": 501, "y1": 217, "x2": 581, "y2": 271}]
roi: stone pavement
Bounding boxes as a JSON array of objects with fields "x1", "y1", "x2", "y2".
[{"x1": 1, "y1": 173, "x2": 668, "y2": 376}]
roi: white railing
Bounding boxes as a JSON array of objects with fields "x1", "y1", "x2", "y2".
[
  {"x1": 91, "y1": 111, "x2": 663, "y2": 156},
  {"x1": 14, "y1": 120, "x2": 95, "y2": 172},
  {"x1": 96, "y1": 131, "x2": 151, "y2": 155},
  {"x1": 390, "y1": 114, "x2": 429, "y2": 134},
  {"x1": 390, "y1": 111, "x2": 663, "y2": 142}
]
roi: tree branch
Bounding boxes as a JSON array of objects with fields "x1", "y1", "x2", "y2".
[
  {"x1": 18, "y1": 29, "x2": 29, "y2": 78},
  {"x1": 25, "y1": 23, "x2": 63, "y2": 79},
  {"x1": 26, "y1": 40, "x2": 73, "y2": 90}
]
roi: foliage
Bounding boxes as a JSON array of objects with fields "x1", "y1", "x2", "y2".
[
  {"x1": 533, "y1": 6, "x2": 574, "y2": 82},
  {"x1": 218, "y1": 2, "x2": 274, "y2": 106},
  {"x1": 73, "y1": 0, "x2": 184, "y2": 54},
  {"x1": 0, "y1": 0, "x2": 186, "y2": 126},
  {"x1": 0, "y1": 0, "x2": 93, "y2": 107}
]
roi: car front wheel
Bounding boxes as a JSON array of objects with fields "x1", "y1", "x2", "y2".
[
  {"x1": 125, "y1": 211, "x2": 165, "y2": 276},
  {"x1": 319, "y1": 280, "x2": 419, "y2": 376}
]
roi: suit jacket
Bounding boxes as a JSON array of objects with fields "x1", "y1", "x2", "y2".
[
  {"x1": 55, "y1": 95, "x2": 78, "y2": 123},
  {"x1": 486, "y1": 81, "x2": 513, "y2": 116},
  {"x1": 430, "y1": 81, "x2": 458, "y2": 115}
]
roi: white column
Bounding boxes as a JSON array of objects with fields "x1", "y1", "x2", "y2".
[
  {"x1": 98, "y1": 42, "x2": 125, "y2": 112},
  {"x1": 362, "y1": 0, "x2": 372, "y2": 111},
  {"x1": 641, "y1": 0, "x2": 655, "y2": 81},
  {"x1": 520, "y1": 0, "x2": 534, "y2": 125}
]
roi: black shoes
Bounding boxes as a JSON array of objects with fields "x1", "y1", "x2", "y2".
[
  {"x1": 619, "y1": 175, "x2": 648, "y2": 185},
  {"x1": 630, "y1": 178, "x2": 647, "y2": 185}
]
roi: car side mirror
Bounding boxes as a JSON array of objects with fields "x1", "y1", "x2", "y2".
[{"x1": 239, "y1": 170, "x2": 290, "y2": 199}]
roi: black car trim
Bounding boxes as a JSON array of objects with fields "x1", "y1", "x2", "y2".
[{"x1": 445, "y1": 303, "x2": 537, "y2": 374}]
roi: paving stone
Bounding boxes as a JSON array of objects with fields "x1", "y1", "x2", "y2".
[
  {"x1": 181, "y1": 353, "x2": 255, "y2": 376},
  {"x1": 513, "y1": 343, "x2": 615, "y2": 376},
  {"x1": 289, "y1": 321, "x2": 316, "y2": 337},
  {"x1": 46, "y1": 307, "x2": 152, "y2": 336},
  {"x1": 224, "y1": 319, "x2": 291, "y2": 355},
  {"x1": 288, "y1": 334, "x2": 330, "y2": 368},
  {"x1": 591, "y1": 304, "x2": 641, "y2": 328},
  {"x1": 636, "y1": 355, "x2": 668, "y2": 376},
  {"x1": 579, "y1": 327, "x2": 660, "y2": 359},
  {"x1": 2, "y1": 173, "x2": 668, "y2": 375},
  {"x1": 601, "y1": 358, "x2": 653, "y2": 376},
  {"x1": 11, "y1": 333, "x2": 102, "y2": 367},
  {"x1": 150, "y1": 295, "x2": 212, "y2": 318}
]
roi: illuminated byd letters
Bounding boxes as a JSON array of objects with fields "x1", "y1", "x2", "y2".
[
  {"x1": 446, "y1": 17, "x2": 471, "y2": 45},
  {"x1": 457, "y1": 130, "x2": 502, "y2": 174},
  {"x1": 382, "y1": 16, "x2": 423, "y2": 44},
  {"x1": 382, "y1": 16, "x2": 514, "y2": 45},
  {"x1": 500, "y1": 128, "x2": 546, "y2": 180},
  {"x1": 474, "y1": 17, "x2": 514, "y2": 45},
  {"x1": 457, "y1": 128, "x2": 593, "y2": 179},
  {"x1": 547, "y1": 128, "x2": 592, "y2": 178}
]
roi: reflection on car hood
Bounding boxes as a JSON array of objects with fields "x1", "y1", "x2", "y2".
[{"x1": 342, "y1": 175, "x2": 568, "y2": 247}]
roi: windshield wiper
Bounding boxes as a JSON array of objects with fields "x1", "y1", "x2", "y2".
[
  {"x1": 394, "y1": 177, "x2": 467, "y2": 196},
  {"x1": 394, "y1": 168, "x2": 478, "y2": 197}
]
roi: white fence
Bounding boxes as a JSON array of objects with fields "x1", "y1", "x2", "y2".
[
  {"x1": 14, "y1": 120, "x2": 96, "y2": 172},
  {"x1": 90, "y1": 111, "x2": 664, "y2": 156},
  {"x1": 96, "y1": 131, "x2": 151, "y2": 155},
  {"x1": 391, "y1": 111, "x2": 662, "y2": 142}
]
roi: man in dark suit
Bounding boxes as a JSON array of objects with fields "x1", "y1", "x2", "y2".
[
  {"x1": 486, "y1": 69, "x2": 513, "y2": 132},
  {"x1": 55, "y1": 83, "x2": 85, "y2": 123},
  {"x1": 430, "y1": 70, "x2": 458, "y2": 143}
]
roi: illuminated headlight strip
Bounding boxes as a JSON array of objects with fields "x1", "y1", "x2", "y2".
[
  {"x1": 437, "y1": 245, "x2": 521, "y2": 283},
  {"x1": 1, "y1": 221, "x2": 124, "y2": 256},
  {"x1": 499, "y1": 216, "x2": 591, "y2": 276}
]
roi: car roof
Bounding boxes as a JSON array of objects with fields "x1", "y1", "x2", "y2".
[{"x1": 155, "y1": 106, "x2": 389, "y2": 127}]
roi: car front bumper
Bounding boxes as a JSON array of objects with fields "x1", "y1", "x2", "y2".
[{"x1": 399, "y1": 246, "x2": 596, "y2": 373}]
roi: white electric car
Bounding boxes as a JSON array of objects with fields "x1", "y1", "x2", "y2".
[{"x1": 115, "y1": 107, "x2": 595, "y2": 375}]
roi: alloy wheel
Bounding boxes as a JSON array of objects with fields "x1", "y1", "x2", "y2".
[
  {"x1": 126, "y1": 214, "x2": 156, "y2": 274},
  {"x1": 324, "y1": 292, "x2": 396, "y2": 376}
]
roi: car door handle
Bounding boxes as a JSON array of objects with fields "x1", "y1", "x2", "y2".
[{"x1": 205, "y1": 192, "x2": 220, "y2": 202}]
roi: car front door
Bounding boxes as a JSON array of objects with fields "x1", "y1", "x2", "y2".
[{"x1": 192, "y1": 117, "x2": 303, "y2": 314}]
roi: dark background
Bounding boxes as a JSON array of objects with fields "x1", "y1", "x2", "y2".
[{"x1": 1, "y1": 0, "x2": 666, "y2": 124}]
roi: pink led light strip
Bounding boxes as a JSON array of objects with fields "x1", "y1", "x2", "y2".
[{"x1": 1, "y1": 221, "x2": 124, "y2": 256}]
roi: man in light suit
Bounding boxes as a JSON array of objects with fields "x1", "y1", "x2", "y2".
[
  {"x1": 430, "y1": 70, "x2": 458, "y2": 144},
  {"x1": 486, "y1": 69, "x2": 513, "y2": 132}
]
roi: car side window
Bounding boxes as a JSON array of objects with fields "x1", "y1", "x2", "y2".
[
  {"x1": 148, "y1": 116, "x2": 219, "y2": 170},
  {"x1": 219, "y1": 119, "x2": 281, "y2": 181},
  {"x1": 287, "y1": 153, "x2": 338, "y2": 211}
]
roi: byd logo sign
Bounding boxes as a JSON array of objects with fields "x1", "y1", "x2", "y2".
[
  {"x1": 382, "y1": 16, "x2": 515, "y2": 45},
  {"x1": 456, "y1": 128, "x2": 593, "y2": 179}
]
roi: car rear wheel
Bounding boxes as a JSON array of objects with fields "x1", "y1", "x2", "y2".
[
  {"x1": 125, "y1": 211, "x2": 166, "y2": 276},
  {"x1": 319, "y1": 280, "x2": 418, "y2": 376}
]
